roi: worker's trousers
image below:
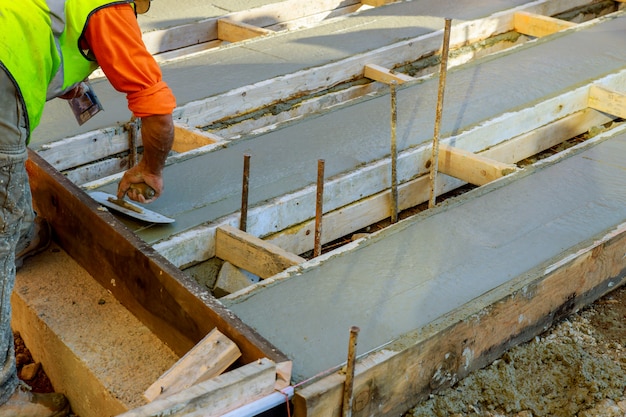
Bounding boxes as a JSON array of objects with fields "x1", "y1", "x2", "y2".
[{"x1": 0, "y1": 65, "x2": 36, "y2": 405}]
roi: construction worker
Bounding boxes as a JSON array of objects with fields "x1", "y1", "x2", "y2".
[{"x1": 0, "y1": 0, "x2": 175, "y2": 415}]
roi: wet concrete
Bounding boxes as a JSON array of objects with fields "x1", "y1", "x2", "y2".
[
  {"x1": 34, "y1": 0, "x2": 532, "y2": 143},
  {"x1": 92, "y1": 13, "x2": 626, "y2": 246},
  {"x1": 225, "y1": 125, "x2": 626, "y2": 383},
  {"x1": 136, "y1": 0, "x2": 290, "y2": 32}
]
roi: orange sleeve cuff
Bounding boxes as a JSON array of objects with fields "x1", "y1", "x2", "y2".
[
  {"x1": 127, "y1": 81, "x2": 176, "y2": 117},
  {"x1": 85, "y1": 5, "x2": 176, "y2": 117}
]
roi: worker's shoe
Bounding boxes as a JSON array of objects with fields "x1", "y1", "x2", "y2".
[
  {"x1": 15, "y1": 217, "x2": 51, "y2": 270},
  {"x1": 0, "y1": 384, "x2": 70, "y2": 417}
]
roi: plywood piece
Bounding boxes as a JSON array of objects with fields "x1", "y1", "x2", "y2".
[
  {"x1": 214, "y1": 262, "x2": 260, "y2": 297},
  {"x1": 588, "y1": 85, "x2": 626, "y2": 119},
  {"x1": 120, "y1": 358, "x2": 277, "y2": 417},
  {"x1": 217, "y1": 18, "x2": 272, "y2": 43},
  {"x1": 172, "y1": 125, "x2": 220, "y2": 154},
  {"x1": 216, "y1": 224, "x2": 305, "y2": 279},
  {"x1": 361, "y1": 0, "x2": 394, "y2": 6},
  {"x1": 514, "y1": 11, "x2": 575, "y2": 37},
  {"x1": 144, "y1": 328, "x2": 242, "y2": 401},
  {"x1": 438, "y1": 144, "x2": 517, "y2": 186},
  {"x1": 363, "y1": 64, "x2": 415, "y2": 85}
]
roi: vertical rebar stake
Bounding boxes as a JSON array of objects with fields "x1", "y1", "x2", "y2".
[
  {"x1": 314, "y1": 159, "x2": 325, "y2": 257},
  {"x1": 342, "y1": 326, "x2": 360, "y2": 417},
  {"x1": 127, "y1": 117, "x2": 139, "y2": 168},
  {"x1": 390, "y1": 80, "x2": 399, "y2": 224},
  {"x1": 429, "y1": 18, "x2": 452, "y2": 209},
  {"x1": 240, "y1": 154, "x2": 251, "y2": 231}
]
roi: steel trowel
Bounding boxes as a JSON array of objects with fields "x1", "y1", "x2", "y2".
[{"x1": 89, "y1": 184, "x2": 175, "y2": 224}]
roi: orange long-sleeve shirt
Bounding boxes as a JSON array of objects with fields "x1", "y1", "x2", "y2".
[{"x1": 83, "y1": 4, "x2": 176, "y2": 117}]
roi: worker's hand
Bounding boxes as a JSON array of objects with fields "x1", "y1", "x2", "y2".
[
  {"x1": 117, "y1": 162, "x2": 163, "y2": 203},
  {"x1": 117, "y1": 114, "x2": 174, "y2": 203}
]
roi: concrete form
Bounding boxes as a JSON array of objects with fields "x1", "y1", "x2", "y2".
[{"x1": 11, "y1": 1, "x2": 626, "y2": 417}]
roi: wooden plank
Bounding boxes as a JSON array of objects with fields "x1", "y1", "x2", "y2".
[
  {"x1": 361, "y1": 0, "x2": 394, "y2": 7},
  {"x1": 438, "y1": 144, "x2": 517, "y2": 186},
  {"x1": 144, "y1": 328, "x2": 242, "y2": 401},
  {"x1": 120, "y1": 358, "x2": 277, "y2": 417},
  {"x1": 25, "y1": 149, "x2": 289, "y2": 367},
  {"x1": 514, "y1": 11, "x2": 576, "y2": 37},
  {"x1": 172, "y1": 125, "x2": 221, "y2": 154},
  {"x1": 481, "y1": 109, "x2": 614, "y2": 164},
  {"x1": 215, "y1": 224, "x2": 305, "y2": 279},
  {"x1": 217, "y1": 18, "x2": 272, "y2": 43},
  {"x1": 363, "y1": 64, "x2": 415, "y2": 85},
  {"x1": 294, "y1": 215, "x2": 626, "y2": 417},
  {"x1": 588, "y1": 85, "x2": 626, "y2": 119}
]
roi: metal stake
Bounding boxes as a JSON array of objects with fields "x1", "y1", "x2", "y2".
[
  {"x1": 428, "y1": 18, "x2": 452, "y2": 209},
  {"x1": 390, "y1": 80, "x2": 399, "y2": 223},
  {"x1": 240, "y1": 154, "x2": 251, "y2": 231},
  {"x1": 314, "y1": 159, "x2": 325, "y2": 257},
  {"x1": 342, "y1": 326, "x2": 360, "y2": 417},
  {"x1": 127, "y1": 117, "x2": 139, "y2": 168}
]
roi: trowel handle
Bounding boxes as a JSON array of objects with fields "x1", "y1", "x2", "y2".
[{"x1": 128, "y1": 183, "x2": 156, "y2": 199}]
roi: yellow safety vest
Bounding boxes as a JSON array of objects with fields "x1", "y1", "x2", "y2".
[{"x1": 0, "y1": 0, "x2": 132, "y2": 134}]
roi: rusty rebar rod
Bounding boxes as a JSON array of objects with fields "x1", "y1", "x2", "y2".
[
  {"x1": 390, "y1": 80, "x2": 399, "y2": 223},
  {"x1": 342, "y1": 326, "x2": 360, "y2": 417},
  {"x1": 127, "y1": 117, "x2": 139, "y2": 168},
  {"x1": 428, "y1": 18, "x2": 452, "y2": 209},
  {"x1": 240, "y1": 153, "x2": 251, "y2": 231},
  {"x1": 314, "y1": 159, "x2": 325, "y2": 257}
]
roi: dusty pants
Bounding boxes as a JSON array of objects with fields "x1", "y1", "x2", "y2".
[{"x1": 0, "y1": 64, "x2": 36, "y2": 405}]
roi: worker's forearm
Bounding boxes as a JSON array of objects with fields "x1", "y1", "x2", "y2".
[{"x1": 140, "y1": 114, "x2": 174, "y2": 175}]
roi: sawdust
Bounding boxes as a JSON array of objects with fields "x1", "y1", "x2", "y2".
[{"x1": 406, "y1": 285, "x2": 626, "y2": 417}]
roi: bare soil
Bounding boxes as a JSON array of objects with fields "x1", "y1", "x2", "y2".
[{"x1": 406, "y1": 284, "x2": 626, "y2": 417}]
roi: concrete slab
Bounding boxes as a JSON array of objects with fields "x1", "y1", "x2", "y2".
[
  {"x1": 136, "y1": 0, "x2": 289, "y2": 32},
  {"x1": 91, "y1": 12, "x2": 626, "y2": 246},
  {"x1": 34, "y1": 0, "x2": 534, "y2": 143},
  {"x1": 224, "y1": 124, "x2": 626, "y2": 383}
]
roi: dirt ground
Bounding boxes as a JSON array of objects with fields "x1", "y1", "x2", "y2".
[{"x1": 405, "y1": 284, "x2": 626, "y2": 417}]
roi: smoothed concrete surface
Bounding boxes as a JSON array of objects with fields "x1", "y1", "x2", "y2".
[
  {"x1": 136, "y1": 0, "x2": 289, "y2": 32},
  {"x1": 34, "y1": 0, "x2": 532, "y2": 143},
  {"x1": 224, "y1": 126, "x2": 626, "y2": 382},
  {"x1": 92, "y1": 13, "x2": 626, "y2": 245}
]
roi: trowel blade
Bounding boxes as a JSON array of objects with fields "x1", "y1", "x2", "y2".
[{"x1": 89, "y1": 191, "x2": 175, "y2": 224}]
